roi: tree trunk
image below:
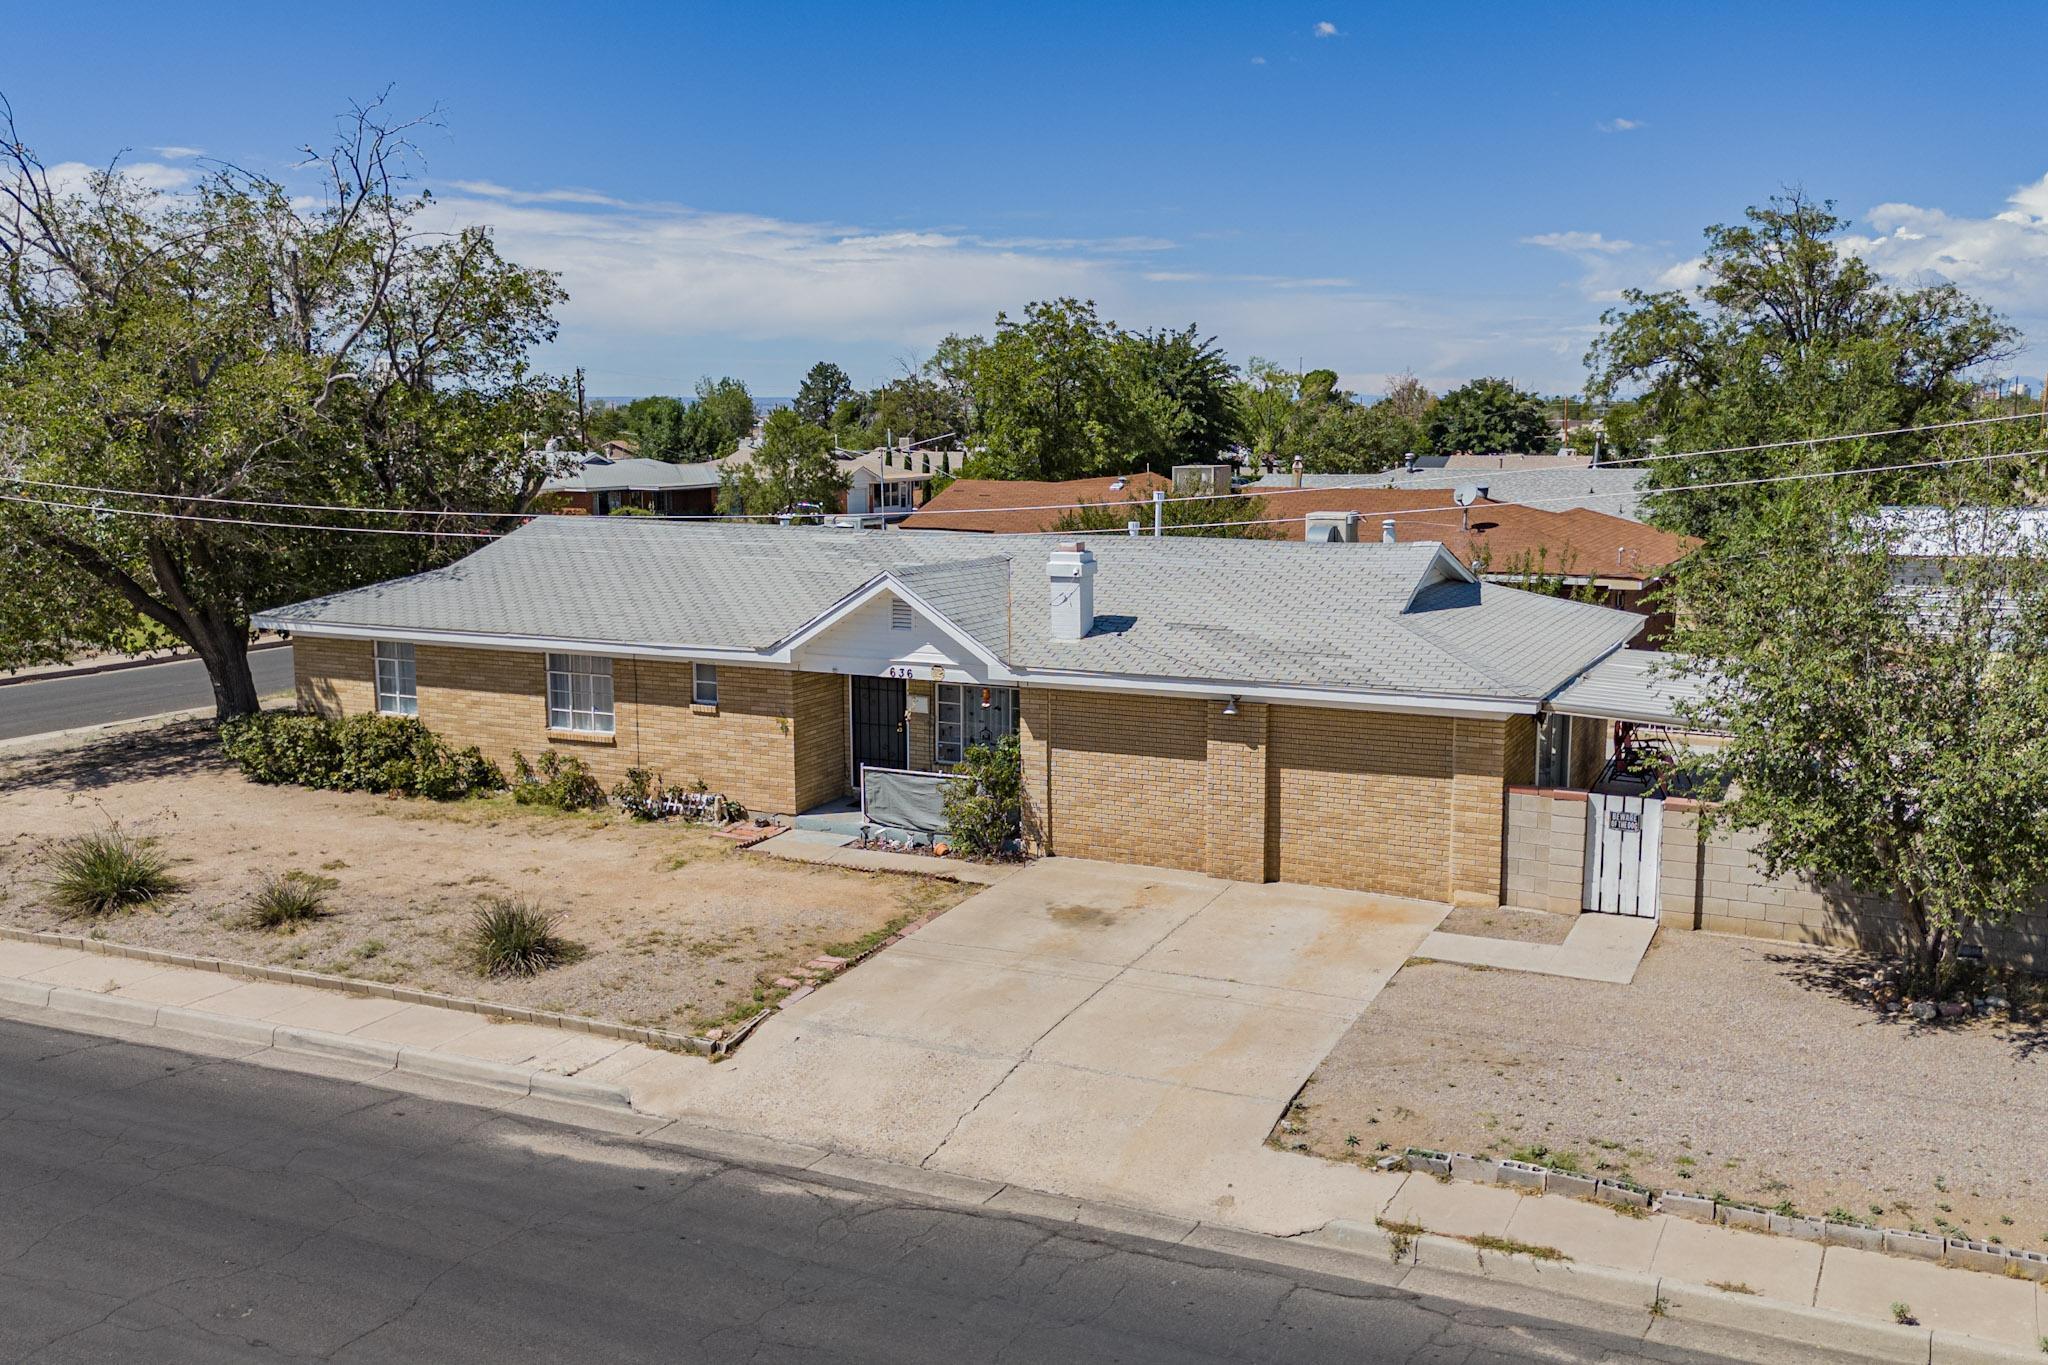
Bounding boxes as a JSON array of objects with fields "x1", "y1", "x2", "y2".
[{"x1": 187, "y1": 618, "x2": 260, "y2": 720}]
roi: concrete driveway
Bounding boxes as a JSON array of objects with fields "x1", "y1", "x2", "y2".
[{"x1": 628, "y1": 858, "x2": 1447, "y2": 1225}]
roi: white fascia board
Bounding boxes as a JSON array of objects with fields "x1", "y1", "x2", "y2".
[
  {"x1": 1012, "y1": 668, "x2": 1534, "y2": 717},
  {"x1": 254, "y1": 618, "x2": 774, "y2": 666},
  {"x1": 768, "y1": 573, "x2": 1016, "y2": 679}
]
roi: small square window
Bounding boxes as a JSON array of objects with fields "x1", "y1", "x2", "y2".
[
  {"x1": 693, "y1": 663, "x2": 719, "y2": 707},
  {"x1": 374, "y1": 642, "x2": 417, "y2": 717}
]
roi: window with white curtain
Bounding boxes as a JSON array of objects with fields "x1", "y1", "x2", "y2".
[
  {"x1": 546, "y1": 653, "x2": 615, "y2": 733},
  {"x1": 935, "y1": 684, "x2": 1017, "y2": 766},
  {"x1": 374, "y1": 642, "x2": 417, "y2": 716}
]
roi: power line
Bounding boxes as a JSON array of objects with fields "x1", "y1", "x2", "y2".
[
  {"x1": 1599, "y1": 410, "x2": 2045, "y2": 467},
  {"x1": 0, "y1": 493, "x2": 499, "y2": 538}
]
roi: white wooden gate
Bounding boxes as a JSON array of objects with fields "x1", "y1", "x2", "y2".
[{"x1": 1583, "y1": 794, "x2": 1662, "y2": 918}]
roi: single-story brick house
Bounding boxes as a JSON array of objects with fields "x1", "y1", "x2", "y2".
[{"x1": 253, "y1": 517, "x2": 1644, "y2": 907}]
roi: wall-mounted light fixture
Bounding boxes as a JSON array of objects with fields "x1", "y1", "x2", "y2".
[
  {"x1": 979, "y1": 687, "x2": 993, "y2": 708},
  {"x1": 1222, "y1": 695, "x2": 1239, "y2": 717}
]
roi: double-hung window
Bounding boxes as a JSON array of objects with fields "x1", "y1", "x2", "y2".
[
  {"x1": 546, "y1": 653, "x2": 615, "y2": 734},
  {"x1": 374, "y1": 642, "x2": 417, "y2": 717},
  {"x1": 935, "y1": 684, "x2": 1018, "y2": 767},
  {"x1": 692, "y1": 663, "x2": 719, "y2": 707}
]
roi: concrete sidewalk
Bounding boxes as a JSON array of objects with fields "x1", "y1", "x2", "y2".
[
  {"x1": 3, "y1": 895, "x2": 2043, "y2": 1358},
  {"x1": 1418, "y1": 911, "x2": 1657, "y2": 983}
]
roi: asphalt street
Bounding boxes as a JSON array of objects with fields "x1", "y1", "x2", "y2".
[
  {"x1": 0, "y1": 1016, "x2": 1804, "y2": 1364},
  {"x1": 0, "y1": 648, "x2": 294, "y2": 741}
]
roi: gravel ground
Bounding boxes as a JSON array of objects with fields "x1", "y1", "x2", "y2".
[
  {"x1": 1434, "y1": 905, "x2": 1576, "y2": 945},
  {"x1": 0, "y1": 724, "x2": 971, "y2": 1033},
  {"x1": 1286, "y1": 929, "x2": 2048, "y2": 1244}
]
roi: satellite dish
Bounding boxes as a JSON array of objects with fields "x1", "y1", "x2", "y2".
[{"x1": 1453, "y1": 485, "x2": 1480, "y2": 508}]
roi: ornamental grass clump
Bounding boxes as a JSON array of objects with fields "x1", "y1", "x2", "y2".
[
  {"x1": 244, "y1": 871, "x2": 334, "y2": 929},
  {"x1": 467, "y1": 897, "x2": 577, "y2": 977},
  {"x1": 46, "y1": 826, "x2": 180, "y2": 918}
]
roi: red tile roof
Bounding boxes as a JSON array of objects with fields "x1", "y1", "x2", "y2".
[{"x1": 898, "y1": 473, "x2": 1173, "y2": 533}]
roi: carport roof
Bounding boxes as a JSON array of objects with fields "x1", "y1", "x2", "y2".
[
  {"x1": 1546, "y1": 648, "x2": 1717, "y2": 727},
  {"x1": 255, "y1": 517, "x2": 1647, "y2": 709}
]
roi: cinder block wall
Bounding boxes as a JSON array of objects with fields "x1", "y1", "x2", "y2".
[
  {"x1": 291, "y1": 641, "x2": 833, "y2": 815},
  {"x1": 1506, "y1": 788, "x2": 2048, "y2": 967},
  {"x1": 1023, "y1": 688, "x2": 1511, "y2": 903}
]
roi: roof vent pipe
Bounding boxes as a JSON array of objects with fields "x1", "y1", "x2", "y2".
[
  {"x1": 1382, "y1": 518, "x2": 1397, "y2": 545},
  {"x1": 1048, "y1": 541, "x2": 1097, "y2": 641}
]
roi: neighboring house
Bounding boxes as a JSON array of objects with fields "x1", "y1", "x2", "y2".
[
  {"x1": 1252, "y1": 465, "x2": 1650, "y2": 521},
  {"x1": 539, "y1": 457, "x2": 722, "y2": 517},
  {"x1": 1863, "y1": 504, "x2": 2048, "y2": 591},
  {"x1": 255, "y1": 518, "x2": 1644, "y2": 908},
  {"x1": 1284, "y1": 496, "x2": 1696, "y2": 637},
  {"x1": 898, "y1": 473, "x2": 1173, "y2": 533},
  {"x1": 714, "y1": 443, "x2": 944, "y2": 521}
]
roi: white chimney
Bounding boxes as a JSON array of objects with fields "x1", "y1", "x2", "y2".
[
  {"x1": 1048, "y1": 541, "x2": 1096, "y2": 640},
  {"x1": 1381, "y1": 517, "x2": 1397, "y2": 544}
]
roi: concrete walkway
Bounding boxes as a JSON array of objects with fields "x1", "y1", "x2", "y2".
[
  {"x1": 1418, "y1": 912, "x2": 1658, "y2": 983},
  {"x1": 748, "y1": 826, "x2": 1018, "y2": 883}
]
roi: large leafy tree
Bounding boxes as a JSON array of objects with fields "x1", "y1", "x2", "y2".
[
  {"x1": 964, "y1": 298, "x2": 1131, "y2": 481},
  {"x1": 683, "y1": 375, "x2": 756, "y2": 460},
  {"x1": 794, "y1": 361, "x2": 854, "y2": 428},
  {"x1": 716, "y1": 408, "x2": 846, "y2": 518},
  {"x1": 608, "y1": 395, "x2": 691, "y2": 460},
  {"x1": 1587, "y1": 190, "x2": 2018, "y2": 540},
  {"x1": 1231, "y1": 362, "x2": 1426, "y2": 474},
  {"x1": 0, "y1": 98, "x2": 573, "y2": 715},
  {"x1": 1672, "y1": 487, "x2": 2048, "y2": 987},
  {"x1": 1112, "y1": 324, "x2": 1239, "y2": 469},
  {"x1": 1426, "y1": 377, "x2": 1554, "y2": 456}
]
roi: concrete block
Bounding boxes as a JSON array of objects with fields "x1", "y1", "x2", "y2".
[
  {"x1": 1593, "y1": 1180, "x2": 1650, "y2": 1210},
  {"x1": 2001, "y1": 1248, "x2": 2048, "y2": 1282},
  {"x1": 1943, "y1": 1240, "x2": 2015, "y2": 1275},
  {"x1": 1883, "y1": 1228, "x2": 1947, "y2": 1260},
  {"x1": 1768, "y1": 1212, "x2": 1827, "y2": 1242},
  {"x1": 1496, "y1": 1159, "x2": 1546, "y2": 1190},
  {"x1": 1405, "y1": 1149, "x2": 1452, "y2": 1177},
  {"x1": 1659, "y1": 1191, "x2": 1716, "y2": 1222},
  {"x1": 1450, "y1": 1153, "x2": 1502, "y2": 1184},
  {"x1": 1716, "y1": 1203, "x2": 1771, "y2": 1232},
  {"x1": 1544, "y1": 1171, "x2": 1597, "y2": 1200},
  {"x1": 47, "y1": 986, "x2": 159, "y2": 1027},
  {"x1": 273, "y1": 1025, "x2": 401, "y2": 1068},
  {"x1": 1823, "y1": 1221, "x2": 1885, "y2": 1253}
]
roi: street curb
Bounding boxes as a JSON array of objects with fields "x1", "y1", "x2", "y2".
[{"x1": 6, "y1": 981, "x2": 2043, "y2": 1360}]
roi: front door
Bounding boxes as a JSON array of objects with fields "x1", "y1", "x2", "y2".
[{"x1": 851, "y1": 676, "x2": 907, "y2": 786}]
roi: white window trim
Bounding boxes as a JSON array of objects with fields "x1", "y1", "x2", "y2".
[
  {"x1": 374, "y1": 641, "x2": 417, "y2": 717},
  {"x1": 546, "y1": 652, "x2": 616, "y2": 734},
  {"x1": 692, "y1": 662, "x2": 719, "y2": 707},
  {"x1": 876, "y1": 480, "x2": 915, "y2": 511},
  {"x1": 935, "y1": 683, "x2": 1018, "y2": 767}
]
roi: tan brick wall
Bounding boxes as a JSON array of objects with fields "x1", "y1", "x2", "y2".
[
  {"x1": 792, "y1": 672, "x2": 849, "y2": 811},
  {"x1": 1450, "y1": 718, "x2": 1509, "y2": 908},
  {"x1": 905, "y1": 679, "x2": 935, "y2": 772},
  {"x1": 1019, "y1": 689, "x2": 1210, "y2": 874},
  {"x1": 1501, "y1": 713, "x2": 1536, "y2": 789},
  {"x1": 1204, "y1": 701, "x2": 1268, "y2": 883},
  {"x1": 295, "y1": 640, "x2": 822, "y2": 815},
  {"x1": 294, "y1": 637, "x2": 372, "y2": 717}
]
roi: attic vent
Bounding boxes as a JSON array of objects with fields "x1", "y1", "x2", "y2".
[{"x1": 890, "y1": 600, "x2": 913, "y2": 630}]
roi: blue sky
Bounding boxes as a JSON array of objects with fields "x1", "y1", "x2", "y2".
[{"x1": 10, "y1": 1, "x2": 2048, "y2": 398}]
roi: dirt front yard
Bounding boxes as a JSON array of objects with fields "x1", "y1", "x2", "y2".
[
  {"x1": 0, "y1": 723, "x2": 972, "y2": 1033},
  {"x1": 1285, "y1": 928, "x2": 2048, "y2": 1246}
]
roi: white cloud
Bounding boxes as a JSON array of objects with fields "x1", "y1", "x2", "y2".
[
  {"x1": 152, "y1": 145, "x2": 204, "y2": 160},
  {"x1": 1520, "y1": 231, "x2": 1635, "y2": 255},
  {"x1": 1596, "y1": 118, "x2": 1644, "y2": 133},
  {"x1": 1842, "y1": 172, "x2": 2048, "y2": 314},
  {"x1": 1250, "y1": 55, "x2": 1267, "y2": 65},
  {"x1": 446, "y1": 179, "x2": 630, "y2": 208},
  {"x1": 43, "y1": 159, "x2": 196, "y2": 193},
  {"x1": 1313, "y1": 20, "x2": 1339, "y2": 37}
]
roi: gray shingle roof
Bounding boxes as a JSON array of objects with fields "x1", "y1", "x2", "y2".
[
  {"x1": 257, "y1": 518, "x2": 1643, "y2": 705},
  {"x1": 542, "y1": 457, "x2": 724, "y2": 493},
  {"x1": 1253, "y1": 467, "x2": 1648, "y2": 520}
]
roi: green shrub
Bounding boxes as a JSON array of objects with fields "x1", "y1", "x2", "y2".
[
  {"x1": 468, "y1": 897, "x2": 577, "y2": 976},
  {"x1": 511, "y1": 750, "x2": 607, "y2": 811},
  {"x1": 46, "y1": 826, "x2": 180, "y2": 917},
  {"x1": 219, "y1": 711, "x2": 501, "y2": 800},
  {"x1": 941, "y1": 734, "x2": 1022, "y2": 859},
  {"x1": 612, "y1": 766, "x2": 667, "y2": 820},
  {"x1": 245, "y1": 871, "x2": 334, "y2": 929}
]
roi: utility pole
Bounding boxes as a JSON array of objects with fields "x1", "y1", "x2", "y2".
[{"x1": 574, "y1": 367, "x2": 588, "y2": 447}]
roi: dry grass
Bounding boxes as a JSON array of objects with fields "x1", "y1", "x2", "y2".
[
  {"x1": 1286, "y1": 929, "x2": 2048, "y2": 1244},
  {"x1": 0, "y1": 723, "x2": 975, "y2": 1033}
]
